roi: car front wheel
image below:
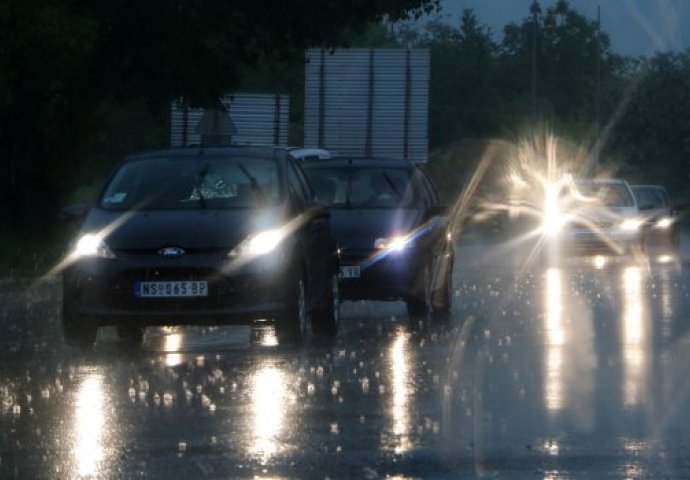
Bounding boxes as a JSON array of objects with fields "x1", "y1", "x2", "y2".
[
  {"x1": 311, "y1": 272, "x2": 340, "y2": 336},
  {"x1": 406, "y1": 263, "x2": 431, "y2": 320},
  {"x1": 275, "y1": 272, "x2": 308, "y2": 343}
]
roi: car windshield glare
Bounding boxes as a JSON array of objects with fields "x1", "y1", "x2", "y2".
[
  {"x1": 573, "y1": 182, "x2": 634, "y2": 207},
  {"x1": 305, "y1": 167, "x2": 415, "y2": 209},
  {"x1": 100, "y1": 156, "x2": 281, "y2": 210}
]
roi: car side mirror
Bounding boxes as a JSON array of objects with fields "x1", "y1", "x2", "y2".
[
  {"x1": 60, "y1": 204, "x2": 89, "y2": 221},
  {"x1": 673, "y1": 202, "x2": 687, "y2": 212}
]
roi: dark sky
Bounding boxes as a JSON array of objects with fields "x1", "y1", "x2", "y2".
[{"x1": 437, "y1": 0, "x2": 689, "y2": 56}]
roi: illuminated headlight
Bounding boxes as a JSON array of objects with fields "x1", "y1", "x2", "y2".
[
  {"x1": 74, "y1": 234, "x2": 116, "y2": 259},
  {"x1": 228, "y1": 229, "x2": 283, "y2": 258},
  {"x1": 655, "y1": 217, "x2": 673, "y2": 229},
  {"x1": 620, "y1": 219, "x2": 643, "y2": 231},
  {"x1": 374, "y1": 235, "x2": 410, "y2": 252},
  {"x1": 542, "y1": 215, "x2": 566, "y2": 236}
]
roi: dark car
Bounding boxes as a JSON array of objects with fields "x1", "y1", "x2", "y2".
[
  {"x1": 61, "y1": 146, "x2": 340, "y2": 347},
  {"x1": 301, "y1": 158, "x2": 454, "y2": 319},
  {"x1": 631, "y1": 184, "x2": 683, "y2": 250}
]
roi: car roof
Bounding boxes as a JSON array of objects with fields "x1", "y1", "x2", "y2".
[
  {"x1": 124, "y1": 146, "x2": 288, "y2": 161},
  {"x1": 630, "y1": 184, "x2": 667, "y2": 191},
  {"x1": 574, "y1": 178, "x2": 631, "y2": 187},
  {"x1": 301, "y1": 156, "x2": 417, "y2": 170}
]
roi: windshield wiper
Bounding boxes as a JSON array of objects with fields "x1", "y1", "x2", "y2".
[
  {"x1": 238, "y1": 163, "x2": 268, "y2": 205},
  {"x1": 381, "y1": 172, "x2": 402, "y2": 200}
]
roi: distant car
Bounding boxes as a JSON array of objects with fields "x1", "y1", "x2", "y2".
[
  {"x1": 631, "y1": 184, "x2": 682, "y2": 249},
  {"x1": 61, "y1": 146, "x2": 340, "y2": 347},
  {"x1": 545, "y1": 178, "x2": 644, "y2": 256},
  {"x1": 302, "y1": 158, "x2": 454, "y2": 319}
]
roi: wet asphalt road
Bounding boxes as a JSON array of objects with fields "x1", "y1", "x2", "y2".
[{"x1": 2, "y1": 235, "x2": 690, "y2": 479}]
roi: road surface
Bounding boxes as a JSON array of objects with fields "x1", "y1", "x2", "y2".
[{"x1": 1, "y1": 233, "x2": 690, "y2": 478}]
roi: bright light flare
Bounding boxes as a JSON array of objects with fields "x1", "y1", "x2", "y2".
[
  {"x1": 541, "y1": 180, "x2": 568, "y2": 236},
  {"x1": 620, "y1": 219, "x2": 643, "y2": 231},
  {"x1": 251, "y1": 367, "x2": 286, "y2": 457},
  {"x1": 375, "y1": 235, "x2": 409, "y2": 252},
  {"x1": 225, "y1": 214, "x2": 312, "y2": 273},
  {"x1": 592, "y1": 255, "x2": 608, "y2": 269},
  {"x1": 248, "y1": 229, "x2": 283, "y2": 255},
  {"x1": 655, "y1": 217, "x2": 673, "y2": 229},
  {"x1": 74, "y1": 375, "x2": 105, "y2": 477},
  {"x1": 74, "y1": 234, "x2": 116, "y2": 259}
]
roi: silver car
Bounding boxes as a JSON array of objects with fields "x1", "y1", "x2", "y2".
[{"x1": 545, "y1": 178, "x2": 644, "y2": 256}]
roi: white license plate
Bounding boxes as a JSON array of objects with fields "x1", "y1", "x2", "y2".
[
  {"x1": 135, "y1": 281, "x2": 208, "y2": 298},
  {"x1": 338, "y1": 266, "x2": 360, "y2": 279}
]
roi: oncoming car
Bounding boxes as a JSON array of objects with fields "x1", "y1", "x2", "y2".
[
  {"x1": 301, "y1": 158, "x2": 454, "y2": 320},
  {"x1": 544, "y1": 178, "x2": 644, "y2": 256},
  {"x1": 61, "y1": 146, "x2": 340, "y2": 347}
]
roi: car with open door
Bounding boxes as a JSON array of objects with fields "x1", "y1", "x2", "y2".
[{"x1": 301, "y1": 158, "x2": 454, "y2": 320}]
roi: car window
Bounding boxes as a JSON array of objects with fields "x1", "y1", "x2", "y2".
[
  {"x1": 100, "y1": 156, "x2": 281, "y2": 210},
  {"x1": 634, "y1": 188, "x2": 668, "y2": 208},
  {"x1": 574, "y1": 182, "x2": 634, "y2": 207},
  {"x1": 304, "y1": 167, "x2": 416, "y2": 209}
]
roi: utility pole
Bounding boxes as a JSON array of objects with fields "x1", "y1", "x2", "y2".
[
  {"x1": 531, "y1": 0, "x2": 539, "y2": 121},
  {"x1": 594, "y1": 5, "x2": 601, "y2": 166}
]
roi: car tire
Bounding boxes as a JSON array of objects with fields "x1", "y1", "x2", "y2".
[
  {"x1": 62, "y1": 297, "x2": 97, "y2": 348},
  {"x1": 406, "y1": 263, "x2": 431, "y2": 320},
  {"x1": 275, "y1": 272, "x2": 308, "y2": 344},
  {"x1": 117, "y1": 325, "x2": 145, "y2": 346},
  {"x1": 311, "y1": 272, "x2": 340, "y2": 337}
]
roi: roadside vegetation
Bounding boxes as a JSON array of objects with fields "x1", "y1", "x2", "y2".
[{"x1": 1, "y1": 0, "x2": 688, "y2": 273}]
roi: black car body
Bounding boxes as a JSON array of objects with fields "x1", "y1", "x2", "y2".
[
  {"x1": 302, "y1": 158, "x2": 454, "y2": 318},
  {"x1": 62, "y1": 146, "x2": 339, "y2": 346}
]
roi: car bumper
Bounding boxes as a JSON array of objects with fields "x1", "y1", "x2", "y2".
[
  {"x1": 552, "y1": 229, "x2": 642, "y2": 255},
  {"x1": 338, "y1": 249, "x2": 423, "y2": 301},
  {"x1": 63, "y1": 252, "x2": 293, "y2": 326}
]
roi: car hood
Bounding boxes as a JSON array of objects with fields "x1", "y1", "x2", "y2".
[
  {"x1": 566, "y1": 206, "x2": 639, "y2": 228},
  {"x1": 80, "y1": 208, "x2": 285, "y2": 250},
  {"x1": 329, "y1": 208, "x2": 424, "y2": 250}
]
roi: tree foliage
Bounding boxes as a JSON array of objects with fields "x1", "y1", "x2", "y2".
[{"x1": 0, "y1": 0, "x2": 439, "y2": 233}]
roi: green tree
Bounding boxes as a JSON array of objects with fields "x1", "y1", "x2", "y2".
[
  {"x1": 418, "y1": 9, "x2": 499, "y2": 147},
  {"x1": 0, "y1": 0, "x2": 440, "y2": 235},
  {"x1": 608, "y1": 51, "x2": 690, "y2": 199},
  {"x1": 500, "y1": 0, "x2": 615, "y2": 128}
]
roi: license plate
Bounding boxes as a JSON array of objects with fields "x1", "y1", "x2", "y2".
[
  {"x1": 338, "y1": 266, "x2": 360, "y2": 279},
  {"x1": 135, "y1": 281, "x2": 208, "y2": 298}
]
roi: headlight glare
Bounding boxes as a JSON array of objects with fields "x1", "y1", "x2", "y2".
[
  {"x1": 229, "y1": 229, "x2": 283, "y2": 258},
  {"x1": 374, "y1": 235, "x2": 409, "y2": 252},
  {"x1": 620, "y1": 219, "x2": 643, "y2": 231},
  {"x1": 655, "y1": 217, "x2": 673, "y2": 229},
  {"x1": 74, "y1": 234, "x2": 116, "y2": 259}
]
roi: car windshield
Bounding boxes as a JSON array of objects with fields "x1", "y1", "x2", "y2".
[
  {"x1": 99, "y1": 156, "x2": 281, "y2": 210},
  {"x1": 573, "y1": 182, "x2": 634, "y2": 207},
  {"x1": 632, "y1": 187, "x2": 669, "y2": 208},
  {"x1": 304, "y1": 167, "x2": 415, "y2": 209}
]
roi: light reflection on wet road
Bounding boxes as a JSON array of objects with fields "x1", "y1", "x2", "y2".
[{"x1": 2, "y1": 239, "x2": 690, "y2": 478}]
